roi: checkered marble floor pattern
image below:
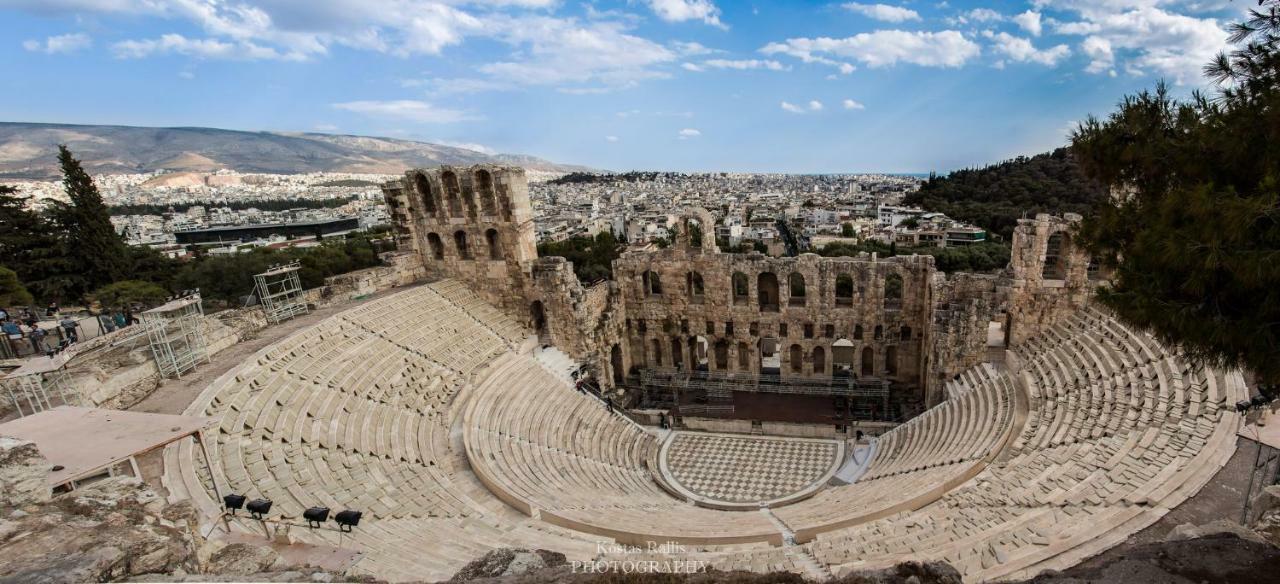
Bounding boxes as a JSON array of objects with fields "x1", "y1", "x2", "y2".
[{"x1": 665, "y1": 433, "x2": 840, "y2": 504}]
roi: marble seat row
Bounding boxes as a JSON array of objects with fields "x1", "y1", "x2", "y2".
[{"x1": 166, "y1": 282, "x2": 605, "y2": 582}]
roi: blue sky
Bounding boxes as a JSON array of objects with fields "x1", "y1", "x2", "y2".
[{"x1": 0, "y1": 1, "x2": 1246, "y2": 173}]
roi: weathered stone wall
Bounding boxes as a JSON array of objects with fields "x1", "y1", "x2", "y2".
[
  {"x1": 929, "y1": 272, "x2": 1005, "y2": 404},
  {"x1": 382, "y1": 165, "x2": 538, "y2": 319},
  {"x1": 0, "y1": 436, "x2": 51, "y2": 507},
  {"x1": 1006, "y1": 213, "x2": 1094, "y2": 346}
]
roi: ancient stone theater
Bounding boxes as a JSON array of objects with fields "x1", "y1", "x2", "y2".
[{"x1": 156, "y1": 165, "x2": 1247, "y2": 581}]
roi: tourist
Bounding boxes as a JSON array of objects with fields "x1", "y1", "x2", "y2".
[
  {"x1": 113, "y1": 311, "x2": 127, "y2": 329},
  {"x1": 46, "y1": 301, "x2": 58, "y2": 317},
  {"x1": 2, "y1": 319, "x2": 22, "y2": 354},
  {"x1": 0, "y1": 307, "x2": 8, "y2": 322},
  {"x1": 58, "y1": 315, "x2": 80, "y2": 343},
  {"x1": 605, "y1": 396, "x2": 614, "y2": 414},
  {"x1": 98, "y1": 313, "x2": 117, "y2": 334},
  {"x1": 29, "y1": 325, "x2": 47, "y2": 354}
]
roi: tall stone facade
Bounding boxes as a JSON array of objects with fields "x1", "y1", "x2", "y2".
[{"x1": 383, "y1": 168, "x2": 1098, "y2": 408}]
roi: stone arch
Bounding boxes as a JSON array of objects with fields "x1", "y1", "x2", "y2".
[
  {"x1": 759, "y1": 337, "x2": 780, "y2": 373},
  {"x1": 813, "y1": 346, "x2": 826, "y2": 375},
  {"x1": 414, "y1": 172, "x2": 437, "y2": 214},
  {"x1": 485, "y1": 228, "x2": 501, "y2": 260},
  {"x1": 788, "y1": 272, "x2": 806, "y2": 307},
  {"x1": 884, "y1": 272, "x2": 904, "y2": 309},
  {"x1": 686, "y1": 271, "x2": 705, "y2": 298},
  {"x1": 757, "y1": 272, "x2": 780, "y2": 312},
  {"x1": 714, "y1": 339, "x2": 729, "y2": 370},
  {"x1": 691, "y1": 335, "x2": 709, "y2": 370},
  {"x1": 861, "y1": 347, "x2": 874, "y2": 376},
  {"x1": 426, "y1": 232, "x2": 444, "y2": 259},
  {"x1": 836, "y1": 274, "x2": 855, "y2": 307},
  {"x1": 731, "y1": 272, "x2": 749, "y2": 305},
  {"x1": 886, "y1": 345, "x2": 899, "y2": 375},
  {"x1": 1043, "y1": 232, "x2": 1069, "y2": 280},
  {"x1": 475, "y1": 169, "x2": 497, "y2": 216},
  {"x1": 832, "y1": 339, "x2": 854, "y2": 376},
  {"x1": 530, "y1": 301, "x2": 546, "y2": 335},
  {"x1": 610, "y1": 344, "x2": 624, "y2": 384},
  {"x1": 789, "y1": 344, "x2": 803, "y2": 373},
  {"x1": 454, "y1": 230, "x2": 471, "y2": 259},
  {"x1": 642, "y1": 270, "x2": 663, "y2": 296},
  {"x1": 442, "y1": 170, "x2": 464, "y2": 218}
]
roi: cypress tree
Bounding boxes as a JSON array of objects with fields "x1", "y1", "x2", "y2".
[{"x1": 49, "y1": 145, "x2": 132, "y2": 299}]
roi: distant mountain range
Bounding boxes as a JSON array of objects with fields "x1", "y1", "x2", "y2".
[{"x1": 0, "y1": 122, "x2": 589, "y2": 179}]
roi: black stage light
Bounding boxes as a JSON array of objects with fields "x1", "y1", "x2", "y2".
[
  {"x1": 334, "y1": 510, "x2": 362, "y2": 532},
  {"x1": 223, "y1": 494, "x2": 247, "y2": 514},
  {"x1": 246, "y1": 498, "x2": 273, "y2": 519},
  {"x1": 303, "y1": 507, "x2": 330, "y2": 528}
]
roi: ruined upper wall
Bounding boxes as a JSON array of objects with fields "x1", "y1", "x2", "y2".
[
  {"x1": 381, "y1": 165, "x2": 539, "y2": 316},
  {"x1": 1006, "y1": 213, "x2": 1095, "y2": 345}
]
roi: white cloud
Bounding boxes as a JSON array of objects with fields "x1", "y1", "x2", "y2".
[
  {"x1": 671, "y1": 40, "x2": 720, "y2": 56},
  {"x1": 842, "y1": 99, "x2": 865, "y2": 110},
  {"x1": 983, "y1": 31, "x2": 1071, "y2": 66},
  {"x1": 478, "y1": 17, "x2": 676, "y2": 89},
  {"x1": 605, "y1": 135, "x2": 620, "y2": 142},
  {"x1": 23, "y1": 33, "x2": 92, "y2": 54},
  {"x1": 697, "y1": 59, "x2": 788, "y2": 71},
  {"x1": 842, "y1": 3, "x2": 920, "y2": 23},
  {"x1": 681, "y1": 62, "x2": 704, "y2": 71},
  {"x1": 433, "y1": 139, "x2": 496, "y2": 154},
  {"x1": 332, "y1": 100, "x2": 477, "y2": 123},
  {"x1": 400, "y1": 77, "x2": 513, "y2": 95},
  {"x1": 1014, "y1": 10, "x2": 1043, "y2": 36},
  {"x1": 645, "y1": 0, "x2": 725, "y2": 28},
  {"x1": 780, "y1": 101, "x2": 805, "y2": 113},
  {"x1": 962, "y1": 8, "x2": 1005, "y2": 23},
  {"x1": 808, "y1": 100, "x2": 824, "y2": 111},
  {"x1": 1037, "y1": 0, "x2": 1230, "y2": 84},
  {"x1": 677, "y1": 128, "x2": 701, "y2": 139},
  {"x1": 762, "y1": 30, "x2": 982, "y2": 69},
  {"x1": 113, "y1": 34, "x2": 296, "y2": 60}
]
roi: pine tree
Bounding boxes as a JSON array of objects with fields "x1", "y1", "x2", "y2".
[
  {"x1": 1073, "y1": 1, "x2": 1280, "y2": 383},
  {"x1": 0, "y1": 185, "x2": 72, "y2": 302},
  {"x1": 47, "y1": 145, "x2": 132, "y2": 299}
]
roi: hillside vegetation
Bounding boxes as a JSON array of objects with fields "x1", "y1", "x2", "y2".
[{"x1": 904, "y1": 148, "x2": 1106, "y2": 239}]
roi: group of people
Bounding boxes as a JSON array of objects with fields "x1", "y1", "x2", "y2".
[{"x1": 0, "y1": 304, "x2": 139, "y2": 358}]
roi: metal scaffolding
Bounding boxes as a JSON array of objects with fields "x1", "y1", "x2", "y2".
[
  {"x1": 1, "y1": 352, "x2": 83, "y2": 418},
  {"x1": 142, "y1": 292, "x2": 210, "y2": 379},
  {"x1": 254, "y1": 261, "x2": 308, "y2": 324}
]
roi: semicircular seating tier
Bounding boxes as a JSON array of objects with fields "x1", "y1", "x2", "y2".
[{"x1": 168, "y1": 281, "x2": 1246, "y2": 583}]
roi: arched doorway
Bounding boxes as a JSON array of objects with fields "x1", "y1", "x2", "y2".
[
  {"x1": 789, "y1": 344, "x2": 803, "y2": 373},
  {"x1": 885, "y1": 346, "x2": 899, "y2": 376},
  {"x1": 832, "y1": 339, "x2": 854, "y2": 377},
  {"x1": 813, "y1": 346, "x2": 826, "y2": 375},
  {"x1": 759, "y1": 337, "x2": 780, "y2": 374},
  {"x1": 415, "y1": 172, "x2": 436, "y2": 214},
  {"x1": 714, "y1": 339, "x2": 729, "y2": 370},
  {"x1": 651, "y1": 338, "x2": 663, "y2": 367},
  {"x1": 671, "y1": 337, "x2": 684, "y2": 369},
  {"x1": 758, "y1": 272, "x2": 780, "y2": 312},
  {"x1": 530, "y1": 301, "x2": 546, "y2": 336},
  {"x1": 692, "y1": 335, "x2": 709, "y2": 371},
  {"x1": 610, "y1": 344, "x2": 624, "y2": 384},
  {"x1": 737, "y1": 341, "x2": 750, "y2": 371},
  {"x1": 861, "y1": 347, "x2": 874, "y2": 376}
]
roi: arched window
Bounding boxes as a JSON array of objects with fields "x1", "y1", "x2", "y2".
[
  {"x1": 886, "y1": 346, "x2": 898, "y2": 375},
  {"x1": 861, "y1": 347, "x2": 874, "y2": 376},
  {"x1": 758, "y1": 272, "x2": 780, "y2": 312},
  {"x1": 789, "y1": 344, "x2": 803, "y2": 373},
  {"x1": 832, "y1": 339, "x2": 854, "y2": 377},
  {"x1": 884, "y1": 273, "x2": 904, "y2": 310},
  {"x1": 813, "y1": 346, "x2": 826, "y2": 375},
  {"x1": 900, "y1": 326, "x2": 913, "y2": 341},
  {"x1": 454, "y1": 230, "x2": 471, "y2": 259},
  {"x1": 1043, "y1": 232, "x2": 1068, "y2": 280},
  {"x1": 475, "y1": 169, "x2": 497, "y2": 216},
  {"x1": 442, "y1": 170, "x2": 464, "y2": 218},
  {"x1": 714, "y1": 340, "x2": 729, "y2": 370},
  {"x1": 836, "y1": 274, "x2": 855, "y2": 307},
  {"x1": 485, "y1": 228, "x2": 501, "y2": 260},
  {"x1": 686, "y1": 272, "x2": 705, "y2": 298},
  {"x1": 415, "y1": 172, "x2": 436, "y2": 214},
  {"x1": 788, "y1": 272, "x2": 806, "y2": 307},
  {"x1": 737, "y1": 341, "x2": 750, "y2": 370},
  {"x1": 426, "y1": 232, "x2": 444, "y2": 259},
  {"x1": 853, "y1": 324, "x2": 864, "y2": 340},
  {"x1": 874, "y1": 325, "x2": 883, "y2": 340},
  {"x1": 732, "y1": 272, "x2": 749, "y2": 305},
  {"x1": 642, "y1": 270, "x2": 663, "y2": 296}
]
